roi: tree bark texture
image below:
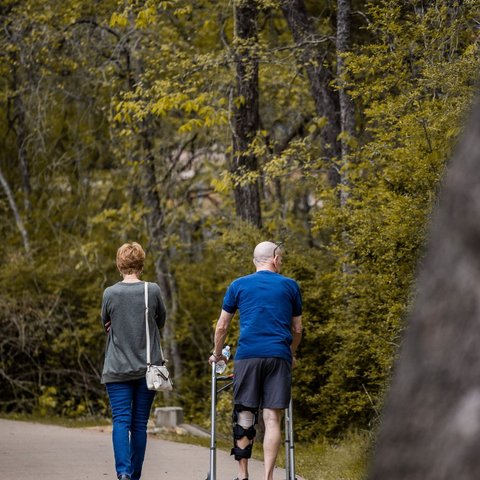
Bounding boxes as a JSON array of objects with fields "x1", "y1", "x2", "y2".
[
  {"x1": 336, "y1": 0, "x2": 355, "y2": 207},
  {"x1": 368, "y1": 98, "x2": 480, "y2": 479},
  {"x1": 231, "y1": 0, "x2": 262, "y2": 228},
  {"x1": 281, "y1": 0, "x2": 341, "y2": 184}
]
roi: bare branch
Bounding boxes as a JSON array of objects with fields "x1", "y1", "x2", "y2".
[{"x1": 0, "y1": 165, "x2": 31, "y2": 256}]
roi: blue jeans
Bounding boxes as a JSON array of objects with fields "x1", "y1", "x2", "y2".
[{"x1": 106, "y1": 378, "x2": 156, "y2": 480}]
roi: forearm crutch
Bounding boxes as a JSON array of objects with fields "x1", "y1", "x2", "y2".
[{"x1": 285, "y1": 398, "x2": 297, "y2": 480}]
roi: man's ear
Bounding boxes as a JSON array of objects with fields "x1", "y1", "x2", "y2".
[{"x1": 272, "y1": 256, "x2": 279, "y2": 272}]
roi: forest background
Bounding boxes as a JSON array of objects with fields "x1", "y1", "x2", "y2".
[{"x1": 0, "y1": 0, "x2": 478, "y2": 448}]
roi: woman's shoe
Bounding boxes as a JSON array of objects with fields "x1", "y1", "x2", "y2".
[{"x1": 117, "y1": 475, "x2": 131, "y2": 480}]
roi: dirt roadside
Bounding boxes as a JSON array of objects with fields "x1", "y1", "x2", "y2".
[{"x1": 0, "y1": 418, "x2": 294, "y2": 480}]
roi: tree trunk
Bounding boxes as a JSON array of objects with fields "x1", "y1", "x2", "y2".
[
  {"x1": 139, "y1": 127, "x2": 183, "y2": 380},
  {"x1": 12, "y1": 89, "x2": 31, "y2": 212},
  {"x1": 123, "y1": 28, "x2": 183, "y2": 381},
  {"x1": 10, "y1": 48, "x2": 32, "y2": 212},
  {"x1": 369, "y1": 98, "x2": 480, "y2": 479},
  {"x1": 231, "y1": 0, "x2": 262, "y2": 228},
  {"x1": 280, "y1": 0, "x2": 340, "y2": 184},
  {"x1": 336, "y1": 0, "x2": 355, "y2": 207}
]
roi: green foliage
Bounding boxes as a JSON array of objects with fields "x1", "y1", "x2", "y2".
[
  {"x1": 0, "y1": 0, "x2": 478, "y2": 447},
  {"x1": 305, "y1": 0, "x2": 480, "y2": 435}
]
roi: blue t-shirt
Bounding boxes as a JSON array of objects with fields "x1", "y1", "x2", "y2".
[{"x1": 222, "y1": 270, "x2": 302, "y2": 363}]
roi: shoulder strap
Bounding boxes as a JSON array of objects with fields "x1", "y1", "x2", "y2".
[
  {"x1": 144, "y1": 281, "x2": 166, "y2": 366},
  {"x1": 145, "y1": 281, "x2": 151, "y2": 365}
]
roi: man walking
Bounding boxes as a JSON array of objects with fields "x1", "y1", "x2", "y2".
[{"x1": 209, "y1": 241, "x2": 303, "y2": 480}]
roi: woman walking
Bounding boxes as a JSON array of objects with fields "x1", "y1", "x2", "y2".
[{"x1": 101, "y1": 242, "x2": 166, "y2": 480}]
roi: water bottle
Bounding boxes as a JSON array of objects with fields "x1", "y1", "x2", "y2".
[{"x1": 215, "y1": 345, "x2": 231, "y2": 374}]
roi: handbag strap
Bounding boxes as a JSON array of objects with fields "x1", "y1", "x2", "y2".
[
  {"x1": 145, "y1": 281, "x2": 151, "y2": 365},
  {"x1": 144, "y1": 281, "x2": 165, "y2": 366}
]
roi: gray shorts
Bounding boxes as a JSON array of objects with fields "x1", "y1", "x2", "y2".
[{"x1": 233, "y1": 358, "x2": 292, "y2": 409}]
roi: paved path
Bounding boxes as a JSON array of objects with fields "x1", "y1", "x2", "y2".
[{"x1": 0, "y1": 419, "x2": 295, "y2": 480}]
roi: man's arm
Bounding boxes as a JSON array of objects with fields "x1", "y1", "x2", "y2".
[
  {"x1": 208, "y1": 309, "x2": 234, "y2": 364},
  {"x1": 291, "y1": 315, "x2": 303, "y2": 363}
]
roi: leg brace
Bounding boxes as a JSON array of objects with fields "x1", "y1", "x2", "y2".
[{"x1": 231, "y1": 405, "x2": 258, "y2": 461}]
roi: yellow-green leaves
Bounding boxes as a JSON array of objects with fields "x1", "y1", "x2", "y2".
[
  {"x1": 113, "y1": 86, "x2": 228, "y2": 134},
  {"x1": 135, "y1": 6, "x2": 157, "y2": 29},
  {"x1": 109, "y1": 12, "x2": 128, "y2": 28}
]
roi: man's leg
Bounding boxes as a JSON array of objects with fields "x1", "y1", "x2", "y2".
[
  {"x1": 232, "y1": 359, "x2": 263, "y2": 479},
  {"x1": 263, "y1": 408, "x2": 282, "y2": 480},
  {"x1": 236, "y1": 442, "x2": 249, "y2": 480},
  {"x1": 261, "y1": 358, "x2": 292, "y2": 480},
  {"x1": 231, "y1": 405, "x2": 258, "y2": 480}
]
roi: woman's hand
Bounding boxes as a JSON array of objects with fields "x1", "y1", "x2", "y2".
[{"x1": 104, "y1": 321, "x2": 111, "y2": 333}]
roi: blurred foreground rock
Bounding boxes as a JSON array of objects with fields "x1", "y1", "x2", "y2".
[{"x1": 369, "y1": 99, "x2": 480, "y2": 480}]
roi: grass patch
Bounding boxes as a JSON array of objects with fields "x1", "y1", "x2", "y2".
[
  {"x1": 291, "y1": 432, "x2": 369, "y2": 480},
  {"x1": 155, "y1": 428, "x2": 370, "y2": 480},
  {"x1": 0, "y1": 412, "x2": 111, "y2": 428}
]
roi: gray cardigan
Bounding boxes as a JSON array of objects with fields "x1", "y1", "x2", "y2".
[{"x1": 101, "y1": 281, "x2": 166, "y2": 383}]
